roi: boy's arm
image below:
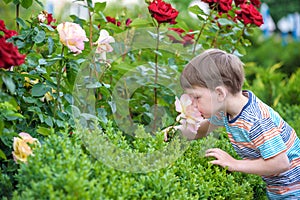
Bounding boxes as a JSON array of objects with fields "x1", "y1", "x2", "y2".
[
  {"x1": 181, "y1": 119, "x2": 219, "y2": 140},
  {"x1": 205, "y1": 148, "x2": 290, "y2": 176}
]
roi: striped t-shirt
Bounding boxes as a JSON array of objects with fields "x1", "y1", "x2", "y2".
[{"x1": 209, "y1": 90, "x2": 300, "y2": 199}]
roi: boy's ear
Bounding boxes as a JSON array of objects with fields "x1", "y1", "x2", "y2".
[{"x1": 215, "y1": 86, "x2": 227, "y2": 102}]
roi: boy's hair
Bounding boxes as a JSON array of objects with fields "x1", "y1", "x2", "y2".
[{"x1": 180, "y1": 48, "x2": 245, "y2": 94}]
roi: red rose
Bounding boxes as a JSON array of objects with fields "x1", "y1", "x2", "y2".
[
  {"x1": 125, "y1": 18, "x2": 132, "y2": 27},
  {"x1": 0, "y1": 19, "x2": 26, "y2": 69},
  {"x1": 182, "y1": 32, "x2": 194, "y2": 47},
  {"x1": 167, "y1": 28, "x2": 194, "y2": 47},
  {"x1": 148, "y1": 0, "x2": 179, "y2": 24},
  {"x1": 0, "y1": 37, "x2": 26, "y2": 69},
  {"x1": 234, "y1": 0, "x2": 246, "y2": 6},
  {"x1": 167, "y1": 28, "x2": 185, "y2": 43},
  {"x1": 106, "y1": 16, "x2": 121, "y2": 26},
  {"x1": 235, "y1": 3, "x2": 263, "y2": 26},
  {"x1": 46, "y1": 13, "x2": 57, "y2": 29},
  {"x1": 201, "y1": 0, "x2": 233, "y2": 13},
  {"x1": 0, "y1": 20, "x2": 17, "y2": 39},
  {"x1": 250, "y1": 0, "x2": 261, "y2": 7}
]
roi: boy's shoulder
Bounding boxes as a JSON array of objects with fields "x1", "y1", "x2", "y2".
[{"x1": 240, "y1": 90, "x2": 282, "y2": 124}]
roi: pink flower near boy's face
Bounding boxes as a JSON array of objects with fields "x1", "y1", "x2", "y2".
[
  {"x1": 57, "y1": 22, "x2": 89, "y2": 54},
  {"x1": 175, "y1": 94, "x2": 203, "y2": 133},
  {"x1": 12, "y1": 132, "x2": 40, "y2": 163},
  {"x1": 94, "y1": 29, "x2": 115, "y2": 54}
]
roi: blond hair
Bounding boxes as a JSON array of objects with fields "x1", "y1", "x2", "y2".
[{"x1": 180, "y1": 48, "x2": 245, "y2": 94}]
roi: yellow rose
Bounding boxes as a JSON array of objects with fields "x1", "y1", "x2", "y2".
[
  {"x1": 40, "y1": 88, "x2": 56, "y2": 102},
  {"x1": 12, "y1": 132, "x2": 40, "y2": 163},
  {"x1": 21, "y1": 72, "x2": 39, "y2": 88}
]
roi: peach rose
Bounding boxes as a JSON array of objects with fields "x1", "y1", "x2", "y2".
[
  {"x1": 12, "y1": 132, "x2": 40, "y2": 163},
  {"x1": 57, "y1": 22, "x2": 89, "y2": 54}
]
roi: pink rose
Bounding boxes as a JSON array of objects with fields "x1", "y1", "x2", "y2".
[
  {"x1": 57, "y1": 22, "x2": 89, "y2": 54},
  {"x1": 175, "y1": 94, "x2": 203, "y2": 134},
  {"x1": 94, "y1": 29, "x2": 115, "y2": 61}
]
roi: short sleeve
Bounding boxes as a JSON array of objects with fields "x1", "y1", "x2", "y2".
[
  {"x1": 249, "y1": 118, "x2": 286, "y2": 159},
  {"x1": 208, "y1": 112, "x2": 225, "y2": 126}
]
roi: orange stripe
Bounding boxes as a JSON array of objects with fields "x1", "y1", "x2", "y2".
[
  {"x1": 258, "y1": 102, "x2": 270, "y2": 118},
  {"x1": 252, "y1": 127, "x2": 280, "y2": 146},
  {"x1": 286, "y1": 131, "x2": 296, "y2": 149},
  {"x1": 231, "y1": 119, "x2": 253, "y2": 131},
  {"x1": 267, "y1": 182, "x2": 300, "y2": 194},
  {"x1": 290, "y1": 157, "x2": 300, "y2": 169},
  {"x1": 227, "y1": 133, "x2": 256, "y2": 149}
]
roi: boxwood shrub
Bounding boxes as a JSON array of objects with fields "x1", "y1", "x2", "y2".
[{"x1": 13, "y1": 124, "x2": 267, "y2": 200}]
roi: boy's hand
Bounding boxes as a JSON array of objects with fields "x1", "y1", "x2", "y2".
[{"x1": 205, "y1": 148, "x2": 237, "y2": 171}]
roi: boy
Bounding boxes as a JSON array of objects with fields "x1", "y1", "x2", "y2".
[{"x1": 180, "y1": 48, "x2": 300, "y2": 199}]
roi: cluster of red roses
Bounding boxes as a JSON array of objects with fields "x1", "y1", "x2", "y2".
[
  {"x1": 201, "y1": 0, "x2": 263, "y2": 26},
  {"x1": 147, "y1": 0, "x2": 263, "y2": 46},
  {"x1": 0, "y1": 20, "x2": 26, "y2": 70}
]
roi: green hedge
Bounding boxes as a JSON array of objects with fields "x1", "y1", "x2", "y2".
[{"x1": 12, "y1": 125, "x2": 267, "y2": 200}]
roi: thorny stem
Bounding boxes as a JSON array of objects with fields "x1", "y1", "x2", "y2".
[
  {"x1": 231, "y1": 25, "x2": 246, "y2": 54},
  {"x1": 211, "y1": 29, "x2": 219, "y2": 48},
  {"x1": 16, "y1": 3, "x2": 20, "y2": 32},
  {"x1": 192, "y1": 6, "x2": 214, "y2": 55},
  {"x1": 54, "y1": 45, "x2": 65, "y2": 118},
  {"x1": 152, "y1": 24, "x2": 160, "y2": 133}
]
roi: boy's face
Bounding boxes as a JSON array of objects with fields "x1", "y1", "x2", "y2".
[{"x1": 185, "y1": 86, "x2": 224, "y2": 119}]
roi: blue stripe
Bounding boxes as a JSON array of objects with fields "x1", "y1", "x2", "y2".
[
  {"x1": 258, "y1": 135, "x2": 286, "y2": 159},
  {"x1": 267, "y1": 189, "x2": 300, "y2": 200}
]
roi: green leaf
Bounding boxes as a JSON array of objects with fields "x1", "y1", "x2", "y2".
[
  {"x1": 2, "y1": 74, "x2": 15, "y2": 94},
  {"x1": 86, "y1": 81, "x2": 101, "y2": 89},
  {"x1": 0, "y1": 149, "x2": 7, "y2": 160},
  {"x1": 20, "y1": 0, "x2": 33, "y2": 9},
  {"x1": 48, "y1": 37, "x2": 54, "y2": 54},
  {"x1": 94, "y1": 2, "x2": 106, "y2": 13},
  {"x1": 217, "y1": 18, "x2": 235, "y2": 26},
  {"x1": 40, "y1": 23, "x2": 55, "y2": 31},
  {"x1": 129, "y1": 18, "x2": 152, "y2": 27},
  {"x1": 5, "y1": 112, "x2": 24, "y2": 121},
  {"x1": 0, "y1": 120, "x2": 4, "y2": 136},
  {"x1": 3, "y1": 0, "x2": 13, "y2": 4},
  {"x1": 45, "y1": 116, "x2": 53, "y2": 127},
  {"x1": 36, "y1": 126, "x2": 53, "y2": 136},
  {"x1": 188, "y1": 5, "x2": 206, "y2": 16},
  {"x1": 16, "y1": 17, "x2": 28, "y2": 28},
  {"x1": 86, "y1": 0, "x2": 93, "y2": 9},
  {"x1": 31, "y1": 83, "x2": 50, "y2": 97},
  {"x1": 34, "y1": 30, "x2": 46, "y2": 43}
]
